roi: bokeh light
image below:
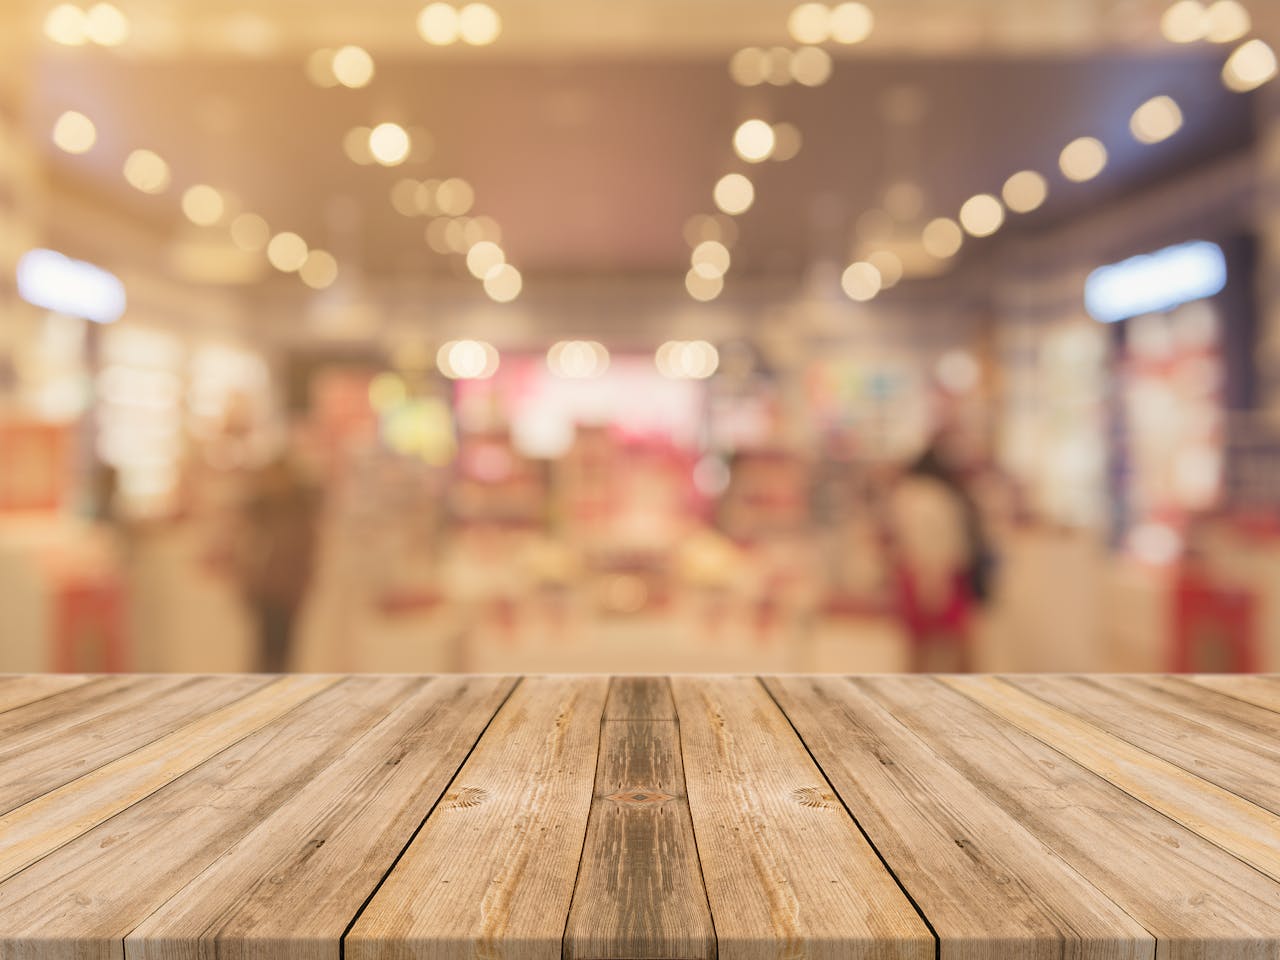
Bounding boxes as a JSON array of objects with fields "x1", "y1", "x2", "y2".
[
  {"x1": 52, "y1": 111, "x2": 96, "y2": 154},
  {"x1": 714, "y1": 173, "x2": 755, "y2": 215},
  {"x1": 1059, "y1": 136, "x2": 1108, "y2": 182}
]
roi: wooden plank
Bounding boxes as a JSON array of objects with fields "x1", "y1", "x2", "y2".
[
  {"x1": 1007, "y1": 675, "x2": 1280, "y2": 815},
  {"x1": 604, "y1": 675, "x2": 676, "y2": 720},
  {"x1": 125, "y1": 675, "x2": 516, "y2": 960},
  {"x1": 943, "y1": 675, "x2": 1280, "y2": 883},
  {"x1": 0, "y1": 674, "x2": 92, "y2": 714},
  {"x1": 764, "y1": 675, "x2": 1151, "y2": 960},
  {"x1": 345, "y1": 675, "x2": 609, "y2": 960},
  {"x1": 0, "y1": 674, "x2": 271, "y2": 814},
  {"x1": 0, "y1": 676, "x2": 423, "y2": 960},
  {"x1": 0, "y1": 673, "x2": 338, "y2": 882},
  {"x1": 671, "y1": 676, "x2": 933, "y2": 960},
  {"x1": 1186, "y1": 675, "x2": 1280, "y2": 715},
  {"x1": 564, "y1": 677, "x2": 714, "y2": 960},
  {"x1": 866, "y1": 676, "x2": 1280, "y2": 960}
]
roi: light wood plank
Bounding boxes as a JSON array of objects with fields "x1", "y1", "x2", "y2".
[
  {"x1": 1007, "y1": 675, "x2": 1280, "y2": 816},
  {"x1": 564, "y1": 677, "x2": 714, "y2": 960},
  {"x1": 1186, "y1": 675, "x2": 1280, "y2": 715},
  {"x1": 0, "y1": 673, "x2": 338, "y2": 882},
  {"x1": 0, "y1": 676, "x2": 422, "y2": 960},
  {"x1": 604, "y1": 675, "x2": 677, "y2": 720},
  {"x1": 345, "y1": 675, "x2": 609, "y2": 960},
  {"x1": 0, "y1": 674, "x2": 271, "y2": 814},
  {"x1": 943, "y1": 675, "x2": 1280, "y2": 883},
  {"x1": 671, "y1": 676, "x2": 933, "y2": 960},
  {"x1": 0, "y1": 674, "x2": 92, "y2": 714},
  {"x1": 125, "y1": 675, "x2": 516, "y2": 960},
  {"x1": 764, "y1": 675, "x2": 1151, "y2": 960},
  {"x1": 867, "y1": 676, "x2": 1280, "y2": 960}
]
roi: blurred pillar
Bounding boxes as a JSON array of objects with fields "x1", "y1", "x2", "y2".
[{"x1": 1256, "y1": 81, "x2": 1280, "y2": 426}]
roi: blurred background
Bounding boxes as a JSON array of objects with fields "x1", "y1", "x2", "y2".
[{"x1": 2, "y1": 0, "x2": 1279, "y2": 674}]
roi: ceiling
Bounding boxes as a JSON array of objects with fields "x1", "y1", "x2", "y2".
[{"x1": 2, "y1": 0, "x2": 1271, "y2": 299}]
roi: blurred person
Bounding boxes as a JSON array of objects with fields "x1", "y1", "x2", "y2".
[
  {"x1": 885, "y1": 436, "x2": 996, "y2": 672},
  {"x1": 234, "y1": 447, "x2": 322, "y2": 673}
]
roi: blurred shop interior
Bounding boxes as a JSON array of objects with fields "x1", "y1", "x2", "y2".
[{"x1": 2, "y1": 0, "x2": 1280, "y2": 674}]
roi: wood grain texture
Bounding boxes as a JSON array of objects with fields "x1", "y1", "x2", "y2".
[
  {"x1": 0, "y1": 674, "x2": 91, "y2": 714},
  {"x1": 1008, "y1": 675, "x2": 1280, "y2": 815},
  {"x1": 0, "y1": 674, "x2": 271, "y2": 814},
  {"x1": 943, "y1": 675, "x2": 1280, "y2": 883},
  {"x1": 672, "y1": 676, "x2": 934, "y2": 960},
  {"x1": 125, "y1": 675, "x2": 516, "y2": 960},
  {"x1": 0, "y1": 673, "x2": 338, "y2": 883},
  {"x1": 1184, "y1": 674, "x2": 1280, "y2": 715},
  {"x1": 345, "y1": 675, "x2": 609, "y2": 960},
  {"x1": 764, "y1": 675, "x2": 1151, "y2": 960},
  {"x1": 0, "y1": 676, "x2": 415, "y2": 960},
  {"x1": 564, "y1": 677, "x2": 714, "y2": 960}
]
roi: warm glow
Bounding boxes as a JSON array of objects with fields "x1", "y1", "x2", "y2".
[
  {"x1": 656, "y1": 341, "x2": 719, "y2": 379},
  {"x1": 229, "y1": 213, "x2": 270, "y2": 251},
  {"x1": 841, "y1": 261, "x2": 881, "y2": 301},
  {"x1": 181, "y1": 185, "x2": 226, "y2": 226},
  {"x1": 458, "y1": 3, "x2": 502, "y2": 45},
  {"x1": 867, "y1": 250, "x2": 903, "y2": 288},
  {"x1": 922, "y1": 217, "x2": 964, "y2": 259},
  {"x1": 52, "y1": 111, "x2": 96, "y2": 154},
  {"x1": 958, "y1": 193, "x2": 1005, "y2": 238},
  {"x1": 306, "y1": 49, "x2": 339, "y2": 88},
  {"x1": 733, "y1": 119, "x2": 776, "y2": 163},
  {"x1": 123, "y1": 149, "x2": 170, "y2": 194},
  {"x1": 438, "y1": 339, "x2": 499, "y2": 379},
  {"x1": 85, "y1": 3, "x2": 129, "y2": 46},
  {"x1": 299, "y1": 250, "x2": 339, "y2": 290},
  {"x1": 547, "y1": 341, "x2": 609, "y2": 379},
  {"x1": 685, "y1": 269, "x2": 724, "y2": 302},
  {"x1": 1002, "y1": 170, "x2": 1048, "y2": 213},
  {"x1": 1161, "y1": 0, "x2": 1209, "y2": 43},
  {"x1": 771, "y1": 123, "x2": 803, "y2": 162},
  {"x1": 787, "y1": 3, "x2": 830, "y2": 44},
  {"x1": 466, "y1": 240, "x2": 505, "y2": 279},
  {"x1": 418, "y1": 3, "x2": 461, "y2": 44},
  {"x1": 1130, "y1": 95, "x2": 1183, "y2": 144},
  {"x1": 765, "y1": 47, "x2": 793, "y2": 86},
  {"x1": 483, "y1": 263, "x2": 522, "y2": 302},
  {"x1": 729, "y1": 48, "x2": 767, "y2": 87},
  {"x1": 436, "y1": 177, "x2": 475, "y2": 216},
  {"x1": 344, "y1": 126, "x2": 374, "y2": 165},
  {"x1": 691, "y1": 240, "x2": 731, "y2": 279},
  {"x1": 714, "y1": 173, "x2": 755, "y2": 216},
  {"x1": 331, "y1": 45, "x2": 375, "y2": 88},
  {"x1": 790, "y1": 46, "x2": 833, "y2": 87},
  {"x1": 369, "y1": 123, "x2": 411, "y2": 166},
  {"x1": 830, "y1": 2, "x2": 874, "y2": 43},
  {"x1": 267, "y1": 232, "x2": 309, "y2": 272},
  {"x1": 44, "y1": 4, "x2": 88, "y2": 45},
  {"x1": 1205, "y1": 0, "x2": 1251, "y2": 42},
  {"x1": 1059, "y1": 137, "x2": 1108, "y2": 182},
  {"x1": 1223, "y1": 39, "x2": 1278, "y2": 93}
]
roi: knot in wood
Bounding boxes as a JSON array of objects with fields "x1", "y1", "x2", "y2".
[
  {"x1": 791, "y1": 786, "x2": 837, "y2": 809},
  {"x1": 606, "y1": 788, "x2": 675, "y2": 805}
]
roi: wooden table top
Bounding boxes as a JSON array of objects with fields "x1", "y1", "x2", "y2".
[{"x1": 2, "y1": 673, "x2": 1280, "y2": 960}]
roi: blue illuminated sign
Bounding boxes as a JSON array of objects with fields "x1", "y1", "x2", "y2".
[{"x1": 1084, "y1": 240, "x2": 1226, "y2": 323}]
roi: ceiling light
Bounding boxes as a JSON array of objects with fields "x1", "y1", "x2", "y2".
[
  {"x1": 343, "y1": 126, "x2": 374, "y2": 165},
  {"x1": 691, "y1": 240, "x2": 731, "y2": 278},
  {"x1": 368, "y1": 123, "x2": 411, "y2": 166},
  {"x1": 436, "y1": 177, "x2": 475, "y2": 216},
  {"x1": 657, "y1": 341, "x2": 719, "y2": 379},
  {"x1": 787, "y1": 3, "x2": 830, "y2": 44},
  {"x1": 1205, "y1": 0, "x2": 1251, "y2": 42},
  {"x1": 1002, "y1": 170, "x2": 1048, "y2": 213},
  {"x1": 841, "y1": 261, "x2": 881, "y2": 301},
  {"x1": 548, "y1": 341, "x2": 609, "y2": 379},
  {"x1": 729, "y1": 48, "x2": 767, "y2": 87},
  {"x1": 1223, "y1": 39, "x2": 1278, "y2": 92},
  {"x1": 331, "y1": 45, "x2": 374, "y2": 88},
  {"x1": 181, "y1": 185, "x2": 225, "y2": 226},
  {"x1": 458, "y1": 3, "x2": 501, "y2": 45},
  {"x1": 483, "y1": 263, "x2": 522, "y2": 302},
  {"x1": 958, "y1": 193, "x2": 1005, "y2": 237},
  {"x1": 229, "y1": 213, "x2": 270, "y2": 251},
  {"x1": 1160, "y1": 0, "x2": 1209, "y2": 43},
  {"x1": 466, "y1": 240, "x2": 505, "y2": 278},
  {"x1": 438, "y1": 340, "x2": 499, "y2": 379},
  {"x1": 84, "y1": 3, "x2": 129, "y2": 46},
  {"x1": 733, "y1": 119, "x2": 776, "y2": 163},
  {"x1": 306, "y1": 48, "x2": 339, "y2": 87},
  {"x1": 713, "y1": 173, "x2": 754, "y2": 215},
  {"x1": 1130, "y1": 95, "x2": 1183, "y2": 144},
  {"x1": 867, "y1": 250, "x2": 903, "y2": 288},
  {"x1": 765, "y1": 46, "x2": 793, "y2": 85},
  {"x1": 1059, "y1": 136, "x2": 1108, "y2": 181},
  {"x1": 771, "y1": 123, "x2": 803, "y2": 161},
  {"x1": 790, "y1": 46, "x2": 833, "y2": 86},
  {"x1": 44, "y1": 4, "x2": 88, "y2": 45},
  {"x1": 52, "y1": 111, "x2": 96, "y2": 154},
  {"x1": 922, "y1": 217, "x2": 963, "y2": 259},
  {"x1": 299, "y1": 250, "x2": 339, "y2": 290},
  {"x1": 830, "y1": 2, "x2": 874, "y2": 43},
  {"x1": 685, "y1": 270, "x2": 724, "y2": 302},
  {"x1": 267, "y1": 232, "x2": 309, "y2": 272},
  {"x1": 123, "y1": 149, "x2": 170, "y2": 194},
  {"x1": 418, "y1": 3, "x2": 460, "y2": 44}
]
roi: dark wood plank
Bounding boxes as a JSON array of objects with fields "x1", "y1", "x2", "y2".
[
  {"x1": 126, "y1": 675, "x2": 515, "y2": 960},
  {"x1": 1184, "y1": 674, "x2": 1280, "y2": 716},
  {"x1": 0, "y1": 676, "x2": 413, "y2": 960},
  {"x1": 867, "y1": 675, "x2": 1280, "y2": 960},
  {"x1": 672, "y1": 676, "x2": 934, "y2": 960},
  {"x1": 765, "y1": 675, "x2": 1151, "y2": 960},
  {"x1": 345, "y1": 676, "x2": 609, "y2": 960},
  {"x1": 565, "y1": 677, "x2": 714, "y2": 960},
  {"x1": 0, "y1": 674, "x2": 92, "y2": 714}
]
